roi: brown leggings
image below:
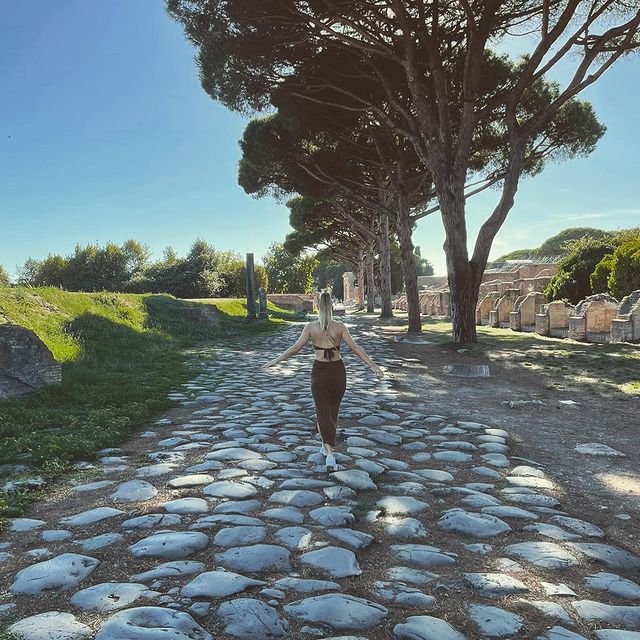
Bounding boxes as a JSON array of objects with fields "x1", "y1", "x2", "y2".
[{"x1": 310, "y1": 359, "x2": 346, "y2": 447}]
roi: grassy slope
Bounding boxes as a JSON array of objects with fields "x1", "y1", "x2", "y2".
[{"x1": 0, "y1": 288, "x2": 301, "y2": 519}]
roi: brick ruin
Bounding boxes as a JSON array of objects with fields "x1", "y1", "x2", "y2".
[{"x1": 393, "y1": 260, "x2": 640, "y2": 344}]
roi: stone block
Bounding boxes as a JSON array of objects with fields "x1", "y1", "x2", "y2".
[{"x1": 0, "y1": 323, "x2": 61, "y2": 399}]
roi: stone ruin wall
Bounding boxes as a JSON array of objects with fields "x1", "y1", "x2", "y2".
[{"x1": 392, "y1": 261, "x2": 640, "y2": 344}]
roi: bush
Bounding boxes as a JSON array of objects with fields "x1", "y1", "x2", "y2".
[
  {"x1": 545, "y1": 237, "x2": 616, "y2": 304},
  {"x1": 590, "y1": 253, "x2": 615, "y2": 294},
  {"x1": 608, "y1": 238, "x2": 640, "y2": 299}
]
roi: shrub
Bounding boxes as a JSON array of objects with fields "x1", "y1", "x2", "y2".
[
  {"x1": 608, "y1": 238, "x2": 640, "y2": 299},
  {"x1": 590, "y1": 253, "x2": 615, "y2": 294},
  {"x1": 545, "y1": 237, "x2": 616, "y2": 304}
]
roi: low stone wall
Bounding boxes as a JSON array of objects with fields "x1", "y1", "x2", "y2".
[{"x1": 267, "y1": 294, "x2": 314, "y2": 313}]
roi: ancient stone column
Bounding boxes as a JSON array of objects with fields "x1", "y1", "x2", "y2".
[
  {"x1": 258, "y1": 287, "x2": 268, "y2": 319},
  {"x1": 245, "y1": 253, "x2": 257, "y2": 320}
]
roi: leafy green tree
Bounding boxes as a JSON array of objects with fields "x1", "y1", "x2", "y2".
[
  {"x1": 262, "y1": 242, "x2": 317, "y2": 294},
  {"x1": 607, "y1": 238, "x2": 640, "y2": 299},
  {"x1": 545, "y1": 238, "x2": 617, "y2": 304},
  {"x1": 0, "y1": 265, "x2": 10, "y2": 287},
  {"x1": 166, "y1": 0, "x2": 629, "y2": 343},
  {"x1": 314, "y1": 259, "x2": 351, "y2": 300}
]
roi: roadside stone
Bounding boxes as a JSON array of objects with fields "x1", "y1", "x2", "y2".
[
  {"x1": 163, "y1": 498, "x2": 209, "y2": 514},
  {"x1": 274, "y1": 577, "x2": 340, "y2": 593},
  {"x1": 269, "y1": 489, "x2": 324, "y2": 507},
  {"x1": 203, "y1": 480, "x2": 258, "y2": 499},
  {"x1": 550, "y1": 516, "x2": 605, "y2": 538},
  {"x1": 385, "y1": 517, "x2": 427, "y2": 539},
  {"x1": 79, "y1": 532, "x2": 123, "y2": 552}
]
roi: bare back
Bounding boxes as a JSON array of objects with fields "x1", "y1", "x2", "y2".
[{"x1": 309, "y1": 320, "x2": 344, "y2": 361}]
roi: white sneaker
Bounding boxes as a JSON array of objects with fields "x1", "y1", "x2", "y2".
[{"x1": 325, "y1": 453, "x2": 337, "y2": 470}]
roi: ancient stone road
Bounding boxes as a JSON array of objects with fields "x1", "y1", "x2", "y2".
[{"x1": 1, "y1": 319, "x2": 639, "y2": 639}]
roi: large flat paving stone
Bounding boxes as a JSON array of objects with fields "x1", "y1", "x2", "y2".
[
  {"x1": 437, "y1": 509, "x2": 511, "y2": 538},
  {"x1": 217, "y1": 598, "x2": 289, "y2": 639},
  {"x1": 572, "y1": 600, "x2": 640, "y2": 628},
  {"x1": 586, "y1": 573, "x2": 640, "y2": 600},
  {"x1": 468, "y1": 604, "x2": 523, "y2": 637},
  {"x1": 330, "y1": 469, "x2": 378, "y2": 491},
  {"x1": 212, "y1": 525, "x2": 267, "y2": 547},
  {"x1": 300, "y1": 546, "x2": 362, "y2": 578},
  {"x1": 464, "y1": 572, "x2": 529, "y2": 595},
  {"x1": 390, "y1": 544, "x2": 457, "y2": 568},
  {"x1": 504, "y1": 542, "x2": 580, "y2": 570},
  {"x1": 203, "y1": 480, "x2": 258, "y2": 499},
  {"x1": 10, "y1": 553, "x2": 99, "y2": 594},
  {"x1": 394, "y1": 615, "x2": 466, "y2": 640},
  {"x1": 284, "y1": 593, "x2": 388, "y2": 630},
  {"x1": 60, "y1": 507, "x2": 124, "y2": 527},
  {"x1": 181, "y1": 570, "x2": 266, "y2": 598},
  {"x1": 129, "y1": 532, "x2": 209, "y2": 559},
  {"x1": 376, "y1": 496, "x2": 430, "y2": 515},
  {"x1": 94, "y1": 606, "x2": 212, "y2": 640},
  {"x1": 131, "y1": 561, "x2": 206, "y2": 583},
  {"x1": 70, "y1": 582, "x2": 151, "y2": 612},
  {"x1": 568, "y1": 543, "x2": 640, "y2": 572},
  {"x1": 268, "y1": 490, "x2": 324, "y2": 507},
  {"x1": 214, "y1": 544, "x2": 291, "y2": 573},
  {"x1": 110, "y1": 480, "x2": 158, "y2": 502},
  {"x1": 9, "y1": 611, "x2": 92, "y2": 640}
]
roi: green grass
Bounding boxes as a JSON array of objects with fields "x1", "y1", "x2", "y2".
[
  {"x1": 394, "y1": 317, "x2": 640, "y2": 395},
  {"x1": 0, "y1": 288, "x2": 303, "y2": 520}
]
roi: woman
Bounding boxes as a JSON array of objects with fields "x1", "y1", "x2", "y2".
[{"x1": 262, "y1": 292, "x2": 383, "y2": 470}]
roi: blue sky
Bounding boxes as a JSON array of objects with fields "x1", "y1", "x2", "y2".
[{"x1": 1, "y1": 1, "x2": 639, "y2": 278}]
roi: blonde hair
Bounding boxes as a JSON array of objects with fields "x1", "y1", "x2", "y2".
[{"x1": 317, "y1": 291, "x2": 333, "y2": 332}]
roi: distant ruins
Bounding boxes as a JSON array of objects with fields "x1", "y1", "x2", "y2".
[{"x1": 393, "y1": 259, "x2": 640, "y2": 344}]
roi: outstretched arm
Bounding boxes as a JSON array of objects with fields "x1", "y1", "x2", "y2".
[
  {"x1": 262, "y1": 323, "x2": 311, "y2": 369},
  {"x1": 340, "y1": 324, "x2": 384, "y2": 378}
]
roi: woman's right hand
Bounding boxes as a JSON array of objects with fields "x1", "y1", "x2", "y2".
[{"x1": 370, "y1": 364, "x2": 384, "y2": 378}]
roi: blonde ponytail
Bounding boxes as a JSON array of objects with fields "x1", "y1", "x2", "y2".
[{"x1": 317, "y1": 291, "x2": 333, "y2": 332}]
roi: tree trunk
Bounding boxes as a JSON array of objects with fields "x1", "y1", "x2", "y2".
[
  {"x1": 366, "y1": 245, "x2": 375, "y2": 313},
  {"x1": 447, "y1": 258, "x2": 480, "y2": 343},
  {"x1": 357, "y1": 247, "x2": 365, "y2": 309},
  {"x1": 396, "y1": 196, "x2": 421, "y2": 333},
  {"x1": 378, "y1": 213, "x2": 393, "y2": 318},
  {"x1": 441, "y1": 190, "x2": 481, "y2": 344}
]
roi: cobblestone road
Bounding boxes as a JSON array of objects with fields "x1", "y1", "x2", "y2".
[{"x1": 1, "y1": 319, "x2": 639, "y2": 639}]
